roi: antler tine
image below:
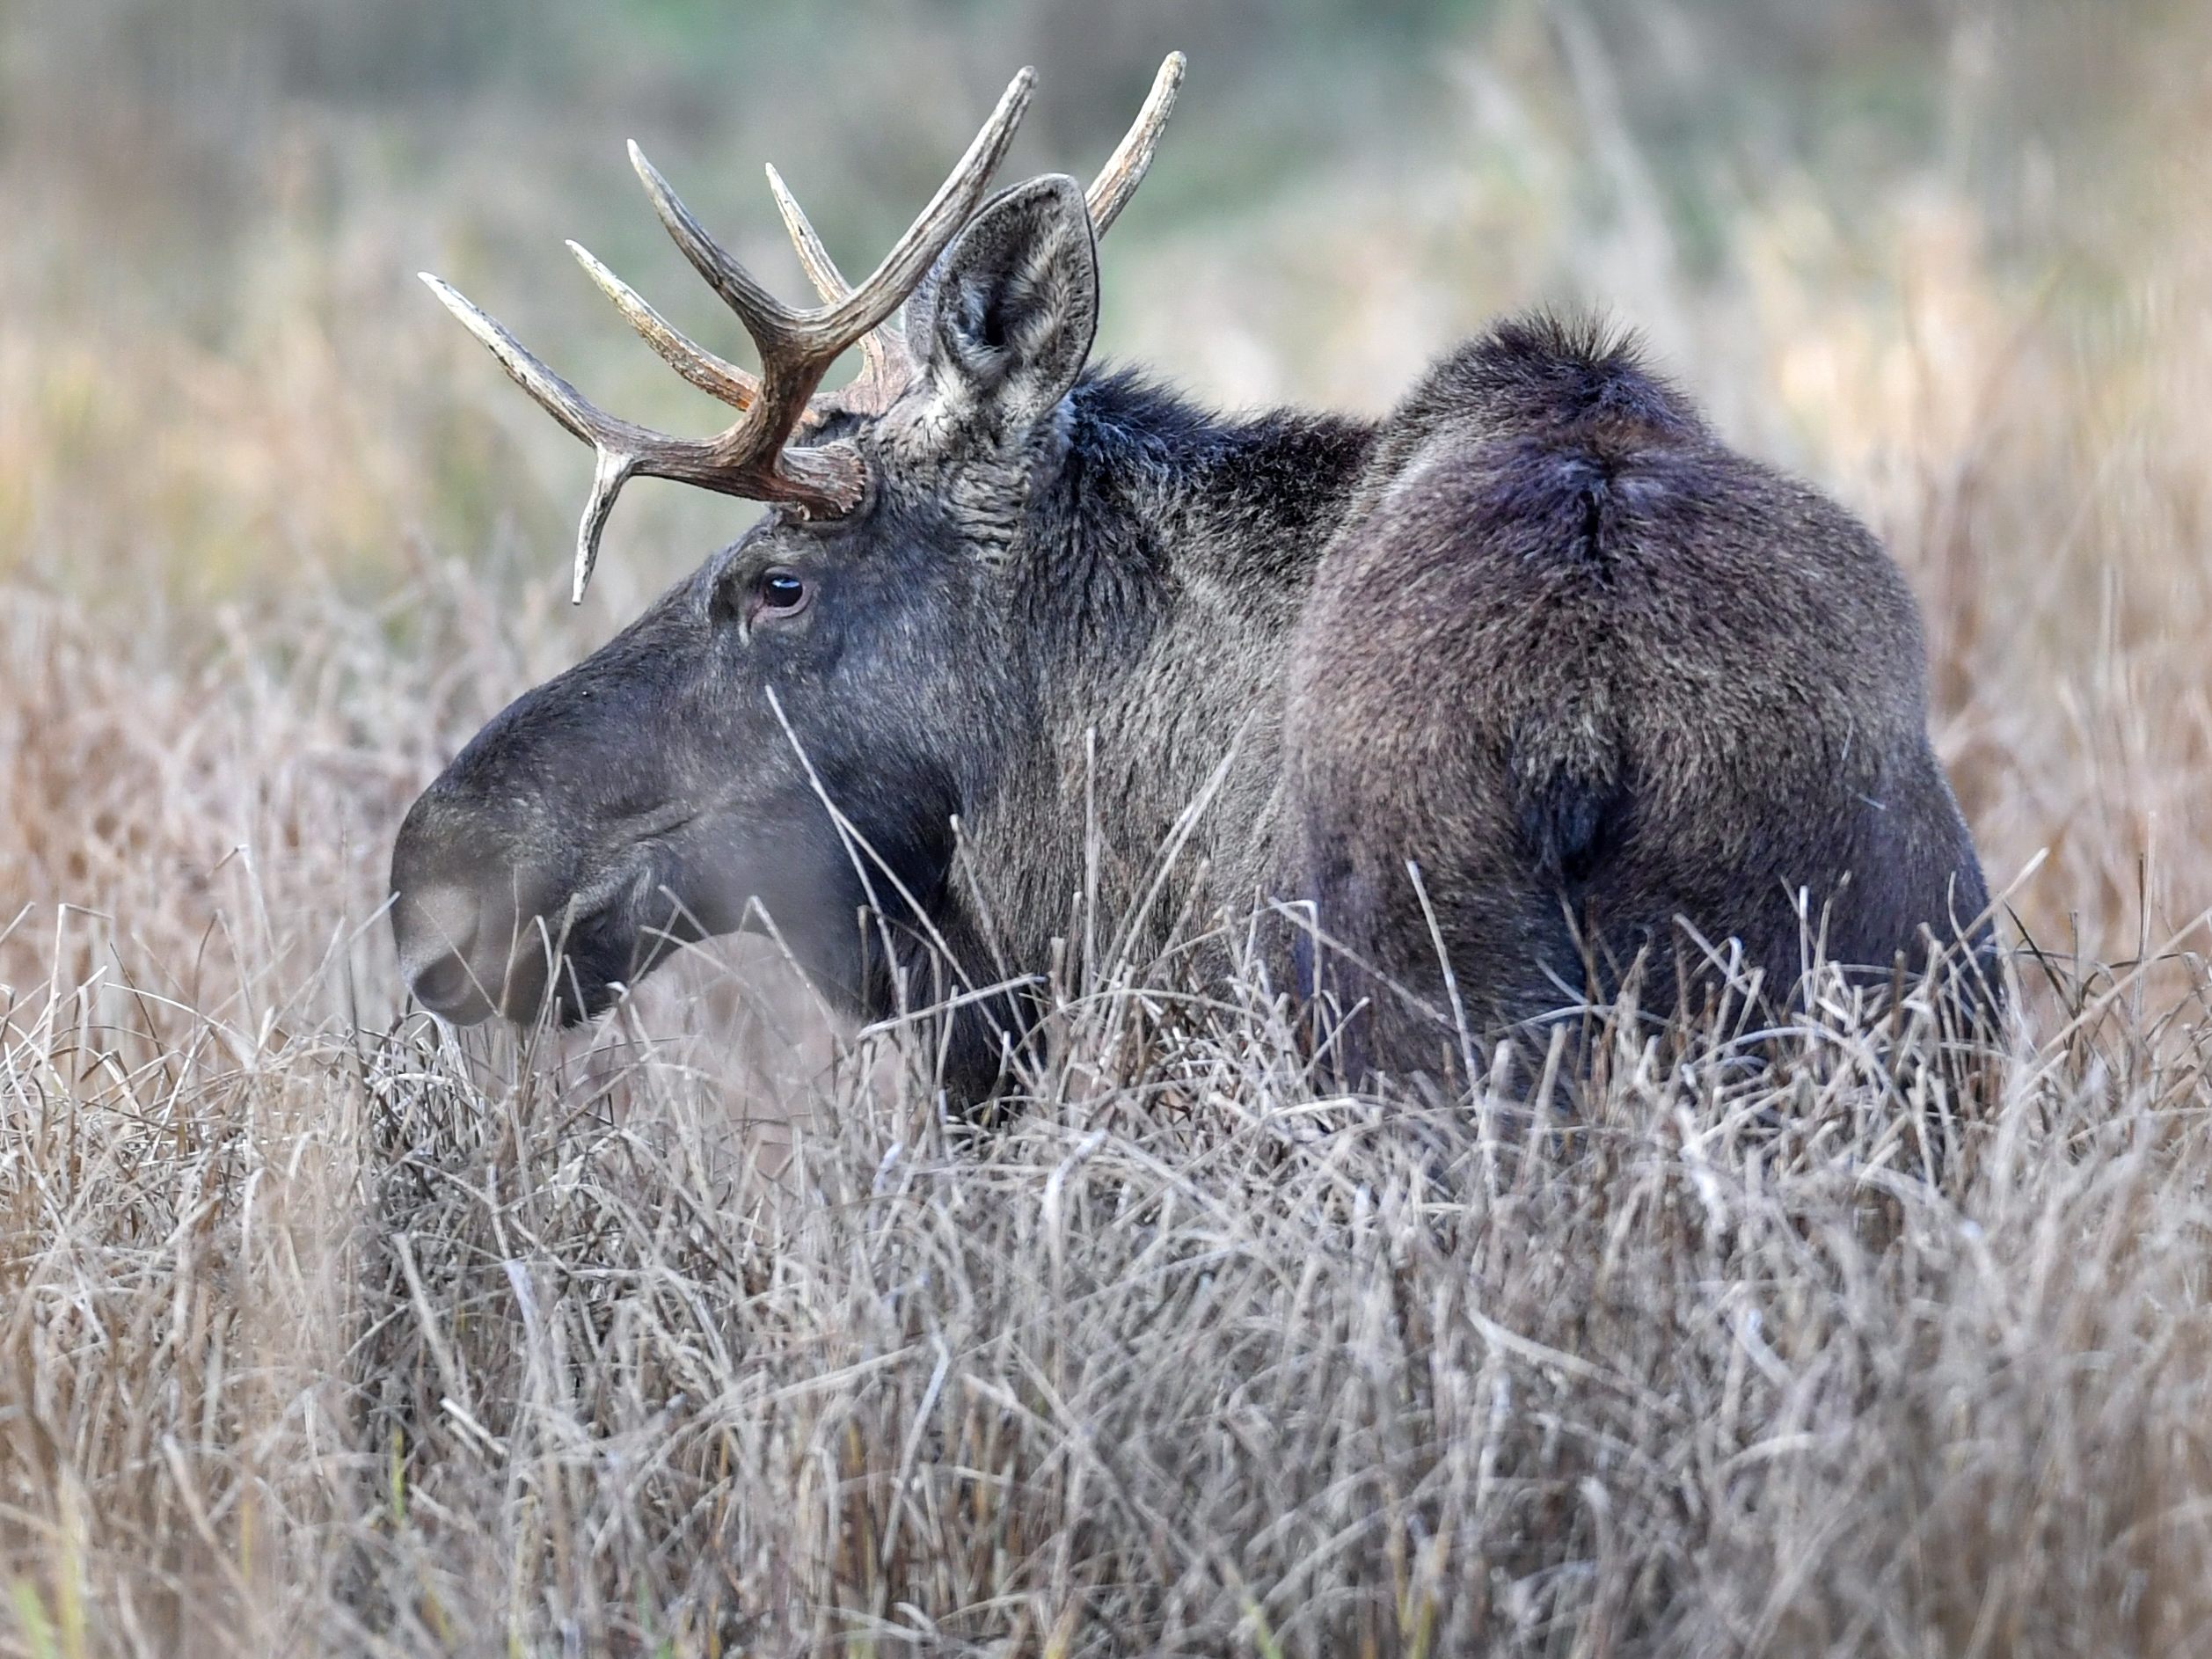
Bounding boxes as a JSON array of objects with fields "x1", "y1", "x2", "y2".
[
  {"x1": 421, "y1": 274, "x2": 665, "y2": 602},
  {"x1": 764, "y1": 163, "x2": 894, "y2": 386},
  {"x1": 422, "y1": 273, "x2": 615, "y2": 449},
  {"x1": 627, "y1": 143, "x2": 805, "y2": 359},
  {"x1": 764, "y1": 163, "x2": 852, "y2": 304},
  {"x1": 805, "y1": 64, "x2": 1037, "y2": 339},
  {"x1": 1086, "y1": 53, "x2": 1185, "y2": 234},
  {"x1": 566, "y1": 241, "x2": 759, "y2": 410},
  {"x1": 630, "y1": 65, "x2": 1033, "y2": 365}
]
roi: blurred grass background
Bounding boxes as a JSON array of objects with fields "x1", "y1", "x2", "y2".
[
  {"x1": 6, "y1": 0, "x2": 2211, "y2": 978},
  {"x1": 9, "y1": 8, "x2": 2212, "y2": 1653}
]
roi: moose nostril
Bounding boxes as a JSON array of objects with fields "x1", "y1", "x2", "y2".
[
  {"x1": 394, "y1": 882, "x2": 495, "y2": 1023},
  {"x1": 409, "y1": 949, "x2": 486, "y2": 1019}
]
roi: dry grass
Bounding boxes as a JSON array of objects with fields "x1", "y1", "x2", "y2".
[{"x1": 8, "y1": 2, "x2": 2212, "y2": 1653}]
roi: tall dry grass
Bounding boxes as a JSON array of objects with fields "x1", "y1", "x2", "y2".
[{"x1": 6, "y1": 1, "x2": 2212, "y2": 1653}]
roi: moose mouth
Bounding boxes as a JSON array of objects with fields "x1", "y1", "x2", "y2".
[
  {"x1": 534, "y1": 898, "x2": 663, "y2": 1027},
  {"x1": 397, "y1": 896, "x2": 612, "y2": 1027},
  {"x1": 394, "y1": 851, "x2": 699, "y2": 1029}
]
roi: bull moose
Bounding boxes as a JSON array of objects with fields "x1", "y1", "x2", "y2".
[{"x1": 391, "y1": 55, "x2": 1995, "y2": 1096}]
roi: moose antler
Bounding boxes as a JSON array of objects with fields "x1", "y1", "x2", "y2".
[
  {"x1": 767, "y1": 53, "x2": 1186, "y2": 420},
  {"x1": 422, "y1": 69, "x2": 1033, "y2": 601},
  {"x1": 422, "y1": 55, "x2": 1183, "y2": 603},
  {"x1": 1084, "y1": 51, "x2": 1187, "y2": 235}
]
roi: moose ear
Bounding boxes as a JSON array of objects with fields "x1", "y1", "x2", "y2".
[{"x1": 913, "y1": 173, "x2": 1099, "y2": 434}]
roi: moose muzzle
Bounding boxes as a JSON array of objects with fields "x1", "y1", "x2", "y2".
[{"x1": 388, "y1": 780, "x2": 572, "y2": 1025}]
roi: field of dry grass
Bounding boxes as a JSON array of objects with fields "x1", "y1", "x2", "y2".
[{"x1": 6, "y1": 2, "x2": 2212, "y2": 1653}]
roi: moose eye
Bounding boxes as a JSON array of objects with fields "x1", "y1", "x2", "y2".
[{"x1": 754, "y1": 569, "x2": 809, "y2": 618}]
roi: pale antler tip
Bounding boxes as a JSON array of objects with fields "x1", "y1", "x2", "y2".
[
  {"x1": 1084, "y1": 51, "x2": 1186, "y2": 235},
  {"x1": 566, "y1": 238, "x2": 617, "y2": 292},
  {"x1": 419, "y1": 274, "x2": 502, "y2": 349},
  {"x1": 625, "y1": 139, "x2": 667, "y2": 193}
]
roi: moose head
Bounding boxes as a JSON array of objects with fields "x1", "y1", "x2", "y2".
[{"x1": 391, "y1": 61, "x2": 1193, "y2": 1041}]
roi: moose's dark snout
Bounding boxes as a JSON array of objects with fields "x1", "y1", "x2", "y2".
[
  {"x1": 390, "y1": 780, "x2": 566, "y2": 1026},
  {"x1": 394, "y1": 879, "x2": 489, "y2": 1020}
]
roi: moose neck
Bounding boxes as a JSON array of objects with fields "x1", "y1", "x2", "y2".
[{"x1": 952, "y1": 370, "x2": 1377, "y2": 987}]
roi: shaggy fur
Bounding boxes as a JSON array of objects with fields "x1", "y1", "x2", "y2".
[{"x1": 1286, "y1": 316, "x2": 1994, "y2": 1072}]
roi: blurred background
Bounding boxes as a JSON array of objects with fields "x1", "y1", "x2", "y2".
[
  {"x1": 11, "y1": 12, "x2": 2212, "y2": 1649},
  {"x1": 2, "y1": 0, "x2": 2208, "y2": 1001}
]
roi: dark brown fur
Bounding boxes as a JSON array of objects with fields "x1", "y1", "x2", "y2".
[{"x1": 1285, "y1": 317, "x2": 1992, "y2": 1072}]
